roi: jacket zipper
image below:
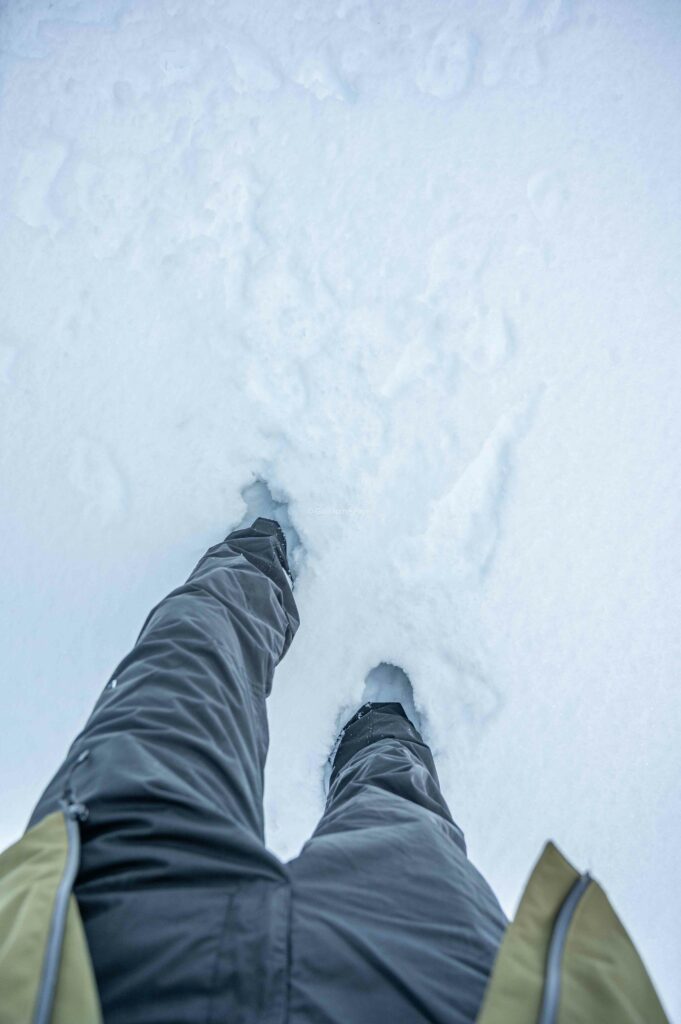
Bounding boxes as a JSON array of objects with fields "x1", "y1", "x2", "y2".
[
  {"x1": 32, "y1": 751, "x2": 90, "y2": 1024},
  {"x1": 537, "y1": 871, "x2": 592, "y2": 1024}
]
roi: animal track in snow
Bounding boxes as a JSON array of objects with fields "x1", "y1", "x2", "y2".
[
  {"x1": 459, "y1": 307, "x2": 514, "y2": 374},
  {"x1": 293, "y1": 52, "x2": 354, "y2": 102},
  {"x1": 482, "y1": 38, "x2": 544, "y2": 88},
  {"x1": 426, "y1": 222, "x2": 493, "y2": 296},
  {"x1": 68, "y1": 437, "x2": 127, "y2": 526},
  {"x1": 481, "y1": 0, "x2": 571, "y2": 88},
  {"x1": 74, "y1": 155, "x2": 146, "y2": 258},
  {"x1": 416, "y1": 27, "x2": 478, "y2": 99},
  {"x1": 228, "y1": 38, "x2": 281, "y2": 94},
  {"x1": 13, "y1": 141, "x2": 68, "y2": 233},
  {"x1": 527, "y1": 169, "x2": 568, "y2": 222},
  {"x1": 504, "y1": 0, "x2": 570, "y2": 36}
]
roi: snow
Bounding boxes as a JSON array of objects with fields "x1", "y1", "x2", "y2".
[{"x1": 1, "y1": 0, "x2": 680, "y2": 1016}]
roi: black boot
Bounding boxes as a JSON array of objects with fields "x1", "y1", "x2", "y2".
[{"x1": 229, "y1": 516, "x2": 294, "y2": 585}]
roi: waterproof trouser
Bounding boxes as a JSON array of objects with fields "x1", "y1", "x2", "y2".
[{"x1": 29, "y1": 525, "x2": 507, "y2": 1024}]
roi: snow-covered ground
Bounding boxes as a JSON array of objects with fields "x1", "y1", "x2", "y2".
[{"x1": 1, "y1": 0, "x2": 680, "y2": 1016}]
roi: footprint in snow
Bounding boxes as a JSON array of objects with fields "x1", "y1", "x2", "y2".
[
  {"x1": 235, "y1": 475, "x2": 305, "y2": 581},
  {"x1": 416, "y1": 27, "x2": 478, "y2": 99}
]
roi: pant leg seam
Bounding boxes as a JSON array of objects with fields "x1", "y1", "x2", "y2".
[{"x1": 206, "y1": 891, "x2": 234, "y2": 1024}]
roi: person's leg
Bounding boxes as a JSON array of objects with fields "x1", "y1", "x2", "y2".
[
  {"x1": 288, "y1": 703, "x2": 507, "y2": 1024},
  {"x1": 29, "y1": 519, "x2": 299, "y2": 1024}
]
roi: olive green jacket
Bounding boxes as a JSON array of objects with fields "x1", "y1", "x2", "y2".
[
  {"x1": 0, "y1": 815, "x2": 670, "y2": 1024},
  {"x1": 476, "y1": 842, "x2": 669, "y2": 1024},
  {"x1": 0, "y1": 810, "x2": 101, "y2": 1024}
]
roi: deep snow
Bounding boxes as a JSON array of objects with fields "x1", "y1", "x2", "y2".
[{"x1": 1, "y1": 0, "x2": 680, "y2": 1016}]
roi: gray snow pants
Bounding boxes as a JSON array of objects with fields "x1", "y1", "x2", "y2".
[{"x1": 29, "y1": 525, "x2": 507, "y2": 1024}]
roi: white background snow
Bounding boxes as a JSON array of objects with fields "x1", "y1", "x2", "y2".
[{"x1": 1, "y1": 0, "x2": 680, "y2": 1016}]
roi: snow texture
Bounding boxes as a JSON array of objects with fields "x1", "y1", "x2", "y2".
[{"x1": 1, "y1": 0, "x2": 680, "y2": 1016}]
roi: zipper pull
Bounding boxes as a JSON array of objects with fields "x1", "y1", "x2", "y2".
[
  {"x1": 66, "y1": 801, "x2": 89, "y2": 822},
  {"x1": 61, "y1": 748, "x2": 91, "y2": 822}
]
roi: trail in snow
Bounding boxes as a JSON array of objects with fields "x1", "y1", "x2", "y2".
[{"x1": 0, "y1": 0, "x2": 680, "y2": 1015}]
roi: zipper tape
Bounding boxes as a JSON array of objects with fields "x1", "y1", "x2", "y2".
[
  {"x1": 537, "y1": 871, "x2": 592, "y2": 1024},
  {"x1": 32, "y1": 752, "x2": 90, "y2": 1024}
]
